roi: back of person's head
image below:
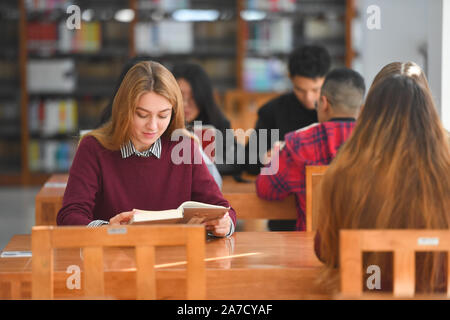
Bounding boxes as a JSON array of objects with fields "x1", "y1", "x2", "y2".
[
  {"x1": 370, "y1": 61, "x2": 430, "y2": 94},
  {"x1": 317, "y1": 72, "x2": 450, "y2": 293},
  {"x1": 171, "y1": 62, "x2": 230, "y2": 132},
  {"x1": 87, "y1": 61, "x2": 184, "y2": 150},
  {"x1": 288, "y1": 45, "x2": 331, "y2": 79},
  {"x1": 320, "y1": 67, "x2": 366, "y2": 114}
]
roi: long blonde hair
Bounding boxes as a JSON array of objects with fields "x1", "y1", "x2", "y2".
[
  {"x1": 317, "y1": 62, "x2": 450, "y2": 293},
  {"x1": 85, "y1": 61, "x2": 185, "y2": 150}
]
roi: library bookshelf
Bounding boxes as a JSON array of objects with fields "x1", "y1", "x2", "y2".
[{"x1": 0, "y1": 0, "x2": 355, "y2": 185}]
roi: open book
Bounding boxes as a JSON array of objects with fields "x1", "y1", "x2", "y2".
[{"x1": 128, "y1": 201, "x2": 230, "y2": 225}]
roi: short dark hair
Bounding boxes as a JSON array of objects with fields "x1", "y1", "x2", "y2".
[
  {"x1": 321, "y1": 67, "x2": 366, "y2": 111},
  {"x1": 288, "y1": 45, "x2": 331, "y2": 79}
]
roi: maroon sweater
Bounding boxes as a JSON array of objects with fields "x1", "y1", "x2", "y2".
[{"x1": 57, "y1": 135, "x2": 236, "y2": 226}]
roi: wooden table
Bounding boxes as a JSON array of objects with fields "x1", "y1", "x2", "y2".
[
  {"x1": 35, "y1": 174, "x2": 270, "y2": 228},
  {"x1": 0, "y1": 232, "x2": 328, "y2": 299}
]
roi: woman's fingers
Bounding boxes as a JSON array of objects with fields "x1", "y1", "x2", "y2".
[
  {"x1": 204, "y1": 212, "x2": 231, "y2": 237},
  {"x1": 109, "y1": 210, "x2": 135, "y2": 225}
]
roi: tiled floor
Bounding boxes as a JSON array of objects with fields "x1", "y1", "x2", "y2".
[{"x1": 0, "y1": 187, "x2": 39, "y2": 250}]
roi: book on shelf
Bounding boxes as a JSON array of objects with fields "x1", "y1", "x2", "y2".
[
  {"x1": 129, "y1": 201, "x2": 229, "y2": 225},
  {"x1": 135, "y1": 21, "x2": 193, "y2": 55},
  {"x1": 29, "y1": 140, "x2": 77, "y2": 172},
  {"x1": 29, "y1": 98, "x2": 78, "y2": 136},
  {"x1": 243, "y1": 57, "x2": 289, "y2": 92},
  {"x1": 27, "y1": 59, "x2": 76, "y2": 93},
  {"x1": 245, "y1": 0, "x2": 296, "y2": 12},
  {"x1": 59, "y1": 21, "x2": 102, "y2": 53}
]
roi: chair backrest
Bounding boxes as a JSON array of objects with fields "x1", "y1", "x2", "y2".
[
  {"x1": 31, "y1": 225, "x2": 206, "y2": 300},
  {"x1": 305, "y1": 165, "x2": 328, "y2": 232},
  {"x1": 340, "y1": 229, "x2": 450, "y2": 298},
  {"x1": 226, "y1": 193, "x2": 297, "y2": 220}
]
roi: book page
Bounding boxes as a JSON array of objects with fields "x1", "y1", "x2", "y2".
[
  {"x1": 130, "y1": 208, "x2": 182, "y2": 224},
  {"x1": 180, "y1": 201, "x2": 229, "y2": 210}
]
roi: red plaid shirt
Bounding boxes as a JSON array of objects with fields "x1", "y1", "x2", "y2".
[{"x1": 256, "y1": 119, "x2": 356, "y2": 230}]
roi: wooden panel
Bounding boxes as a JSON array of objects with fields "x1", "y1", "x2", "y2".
[
  {"x1": 340, "y1": 230, "x2": 362, "y2": 296},
  {"x1": 222, "y1": 174, "x2": 256, "y2": 194},
  {"x1": 186, "y1": 227, "x2": 206, "y2": 299},
  {"x1": 47, "y1": 226, "x2": 193, "y2": 248},
  {"x1": 83, "y1": 246, "x2": 105, "y2": 298},
  {"x1": 447, "y1": 253, "x2": 450, "y2": 297},
  {"x1": 225, "y1": 193, "x2": 296, "y2": 220},
  {"x1": 393, "y1": 250, "x2": 415, "y2": 297},
  {"x1": 31, "y1": 227, "x2": 53, "y2": 299},
  {"x1": 359, "y1": 230, "x2": 450, "y2": 251},
  {"x1": 305, "y1": 165, "x2": 328, "y2": 232},
  {"x1": 345, "y1": 0, "x2": 356, "y2": 67},
  {"x1": 135, "y1": 245, "x2": 156, "y2": 300},
  {"x1": 35, "y1": 174, "x2": 68, "y2": 225}
]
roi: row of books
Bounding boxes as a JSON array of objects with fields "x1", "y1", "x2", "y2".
[
  {"x1": 28, "y1": 22, "x2": 102, "y2": 54},
  {"x1": 29, "y1": 140, "x2": 77, "y2": 172},
  {"x1": 245, "y1": 0, "x2": 296, "y2": 12},
  {"x1": 29, "y1": 98, "x2": 78, "y2": 136},
  {"x1": 245, "y1": 19, "x2": 292, "y2": 54},
  {"x1": 243, "y1": 57, "x2": 290, "y2": 92},
  {"x1": 138, "y1": 0, "x2": 190, "y2": 11},
  {"x1": 25, "y1": 0, "x2": 66, "y2": 10},
  {"x1": 27, "y1": 59, "x2": 76, "y2": 93},
  {"x1": 135, "y1": 21, "x2": 194, "y2": 54}
]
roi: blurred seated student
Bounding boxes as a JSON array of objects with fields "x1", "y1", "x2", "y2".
[
  {"x1": 172, "y1": 62, "x2": 241, "y2": 176},
  {"x1": 255, "y1": 68, "x2": 365, "y2": 231},
  {"x1": 57, "y1": 61, "x2": 236, "y2": 237},
  {"x1": 97, "y1": 57, "x2": 223, "y2": 189},
  {"x1": 246, "y1": 45, "x2": 331, "y2": 231},
  {"x1": 245, "y1": 45, "x2": 331, "y2": 175},
  {"x1": 315, "y1": 62, "x2": 450, "y2": 293}
]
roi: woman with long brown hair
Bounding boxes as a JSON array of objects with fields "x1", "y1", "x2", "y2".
[
  {"x1": 57, "y1": 61, "x2": 236, "y2": 237},
  {"x1": 315, "y1": 62, "x2": 450, "y2": 293}
]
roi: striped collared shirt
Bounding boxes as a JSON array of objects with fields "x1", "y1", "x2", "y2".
[{"x1": 120, "y1": 138, "x2": 162, "y2": 159}]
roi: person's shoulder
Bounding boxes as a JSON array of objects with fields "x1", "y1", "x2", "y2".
[
  {"x1": 78, "y1": 135, "x2": 104, "y2": 151},
  {"x1": 286, "y1": 122, "x2": 321, "y2": 142},
  {"x1": 321, "y1": 120, "x2": 356, "y2": 132},
  {"x1": 257, "y1": 92, "x2": 292, "y2": 115}
]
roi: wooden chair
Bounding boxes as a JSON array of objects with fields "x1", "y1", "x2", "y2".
[
  {"x1": 31, "y1": 225, "x2": 206, "y2": 300},
  {"x1": 0, "y1": 274, "x2": 31, "y2": 299},
  {"x1": 340, "y1": 229, "x2": 450, "y2": 298},
  {"x1": 305, "y1": 165, "x2": 328, "y2": 232}
]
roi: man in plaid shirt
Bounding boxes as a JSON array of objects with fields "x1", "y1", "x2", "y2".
[{"x1": 256, "y1": 68, "x2": 366, "y2": 230}]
